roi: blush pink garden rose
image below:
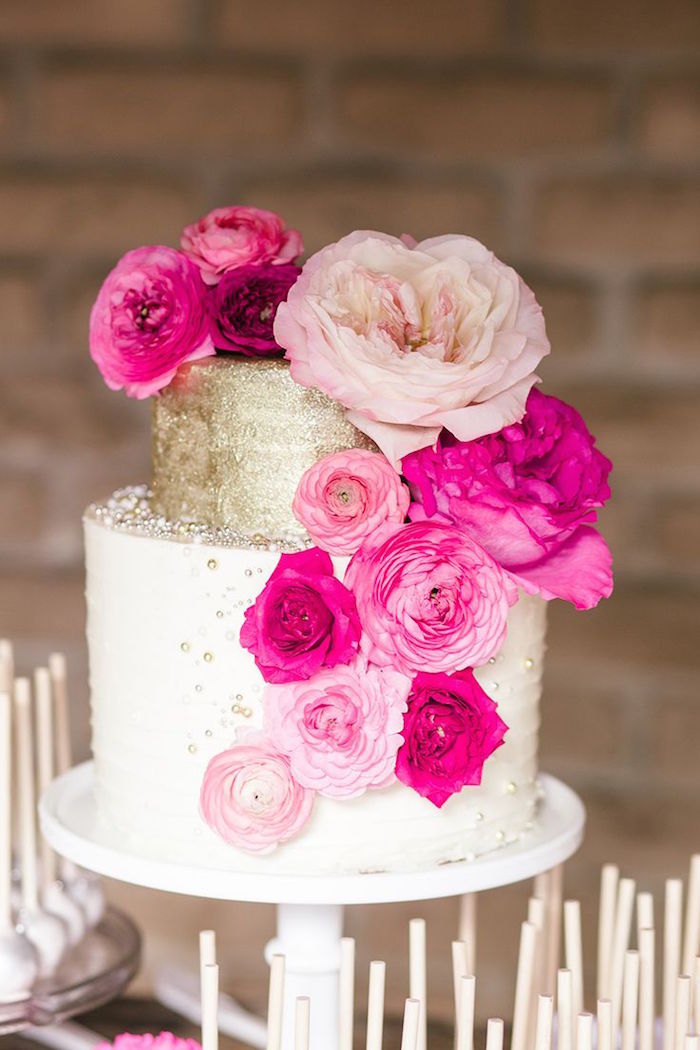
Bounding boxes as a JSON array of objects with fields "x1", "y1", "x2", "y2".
[
  {"x1": 395, "y1": 669, "x2": 508, "y2": 808},
  {"x1": 96, "y1": 1038, "x2": 201, "y2": 1050},
  {"x1": 200, "y1": 733, "x2": 314, "y2": 854},
  {"x1": 292, "y1": 449, "x2": 410, "y2": 556},
  {"x1": 403, "y1": 389, "x2": 613, "y2": 609},
  {"x1": 181, "y1": 205, "x2": 303, "y2": 285},
  {"x1": 274, "y1": 231, "x2": 550, "y2": 465},
  {"x1": 240, "y1": 548, "x2": 361, "y2": 684},
  {"x1": 263, "y1": 658, "x2": 410, "y2": 798},
  {"x1": 89, "y1": 246, "x2": 215, "y2": 398},
  {"x1": 345, "y1": 520, "x2": 517, "y2": 676}
]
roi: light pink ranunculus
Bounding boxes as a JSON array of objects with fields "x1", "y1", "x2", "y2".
[
  {"x1": 181, "y1": 205, "x2": 303, "y2": 285},
  {"x1": 292, "y1": 449, "x2": 410, "y2": 556},
  {"x1": 200, "y1": 733, "x2": 314, "y2": 854},
  {"x1": 345, "y1": 520, "x2": 517, "y2": 675},
  {"x1": 274, "y1": 231, "x2": 549, "y2": 465},
  {"x1": 263, "y1": 658, "x2": 410, "y2": 798}
]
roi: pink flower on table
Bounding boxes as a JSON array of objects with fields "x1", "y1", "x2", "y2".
[
  {"x1": 396, "y1": 668, "x2": 508, "y2": 808},
  {"x1": 240, "y1": 548, "x2": 361, "y2": 684},
  {"x1": 95, "y1": 1035, "x2": 201, "y2": 1050},
  {"x1": 181, "y1": 205, "x2": 303, "y2": 285},
  {"x1": 263, "y1": 658, "x2": 410, "y2": 798},
  {"x1": 345, "y1": 520, "x2": 517, "y2": 676},
  {"x1": 292, "y1": 449, "x2": 410, "y2": 556},
  {"x1": 200, "y1": 733, "x2": 314, "y2": 854},
  {"x1": 274, "y1": 231, "x2": 549, "y2": 466},
  {"x1": 403, "y1": 389, "x2": 613, "y2": 609},
  {"x1": 89, "y1": 246, "x2": 215, "y2": 398}
]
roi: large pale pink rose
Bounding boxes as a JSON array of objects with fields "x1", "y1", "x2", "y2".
[
  {"x1": 274, "y1": 231, "x2": 549, "y2": 465},
  {"x1": 200, "y1": 733, "x2": 314, "y2": 854},
  {"x1": 181, "y1": 205, "x2": 303, "y2": 285},
  {"x1": 292, "y1": 449, "x2": 410, "y2": 556},
  {"x1": 263, "y1": 658, "x2": 410, "y2": 798},
  {"x1": 345, "y1": 521, "x2": 517, "y2": 675},
  {"x1": 89, "y1": 246, "x2": 215, "y2": 398}
]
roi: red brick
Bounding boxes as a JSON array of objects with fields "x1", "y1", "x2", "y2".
[
  {"x1": 526, "y1": 278, "x2": 598, "y2": 357},
  {"x1": 650, "y1": 689, "x2": 700, "y2": 786},
  {"x1": 0, "y1": 0, "x2": 192, "y2": 46},
  {"x1": 540, "y1": 674, "x2": 627, "y2": 771},
  {"x1": 655, "y1": 497, "x2": 700, "y2": 574},
  {"x1": 638, "y1": 76, "x2": 700, "y2": 162},
  {"x1": 212, "y1": 0, "x2": 504, "y2": 56},
  {"x1": 532, "y1": 177, "x2": 700, "y2": 268},
  {"x1": 0, "y1": 473, "x2": 46, "y2": 543},
  {"x1": 0, "y1": 272, "x2": 42, "y2": 367},
  {"x1": 339, "y1": 70, "x2": 613, "y2": 157},
  {"x1": 236, "y1": 176, "x2": 504, "y2": 255},
  {"x1": 0, "y1": 176, "x2": 201, "y2": 256},
  {"x1": 0, "y1": 571, "x2": 85, "y2": 640},
  {"x1": 37, "y1": 64, "x2": 304, "y2": 155},
  {"x1": 527, "y1": 0, "x2": 700, "y2": 51},
  {"x1": 634, "y1": 282, "x2": 700, "y2": 364}
]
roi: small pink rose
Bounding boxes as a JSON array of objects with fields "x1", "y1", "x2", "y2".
[
  {"x1": 181, "y1": 205, "x2": 303, "y2": 285},
  {"x1": 292, "y1": 449, "x2": 410, "y2": 556}
]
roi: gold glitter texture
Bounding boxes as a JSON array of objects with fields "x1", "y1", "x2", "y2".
[{"x1": 151, "y1": 357, "x2": 375, "y2": 535}]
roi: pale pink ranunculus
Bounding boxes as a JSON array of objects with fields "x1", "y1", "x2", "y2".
[
  {"x1": 96, "y1": 1036, "x2": 201, "y2": 1050},
  {"x1": 263, "y1": 658, "x2": 410, "y2": 798},
  {"x1": 345, "y1": 520, "x2": 517, "y2": 675},
  {"x1": 181, "y1": 205, "x2": 303, "y2": 285},
  {"x1": 274, "y1": 231, "x2": 549, "y2": 465},
  {"x1": 292, "y1": 449, "x2": 410, "y2": 556},
  {"x1": 200, "y1": 733, "x2": 314, "y2": 854}
]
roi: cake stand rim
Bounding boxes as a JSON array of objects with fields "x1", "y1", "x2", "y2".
[{"x1": 40, "y1": 762, "x2": 584, "y2": 905}]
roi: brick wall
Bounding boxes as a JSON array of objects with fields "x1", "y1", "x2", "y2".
[{"x1": 0, "y1": 0, "x2": 698, "y2": 1017}]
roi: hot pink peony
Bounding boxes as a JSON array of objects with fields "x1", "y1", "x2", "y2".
[
  {"x1": 89, "y1": 246, "x2": 215, "y2": 398},
  {"x1": 274, "y1": 231, "x2": 549, "y2": 465},
  {"x1": 395, "y1": 669, "x2": 508, "y2": 808},
  {"x1": 200, "y1": 733, "x2": 314, "y2": 853},
  {"x1": 403, "y1": 389, "x2": 613, "y2": 609},
  {"x1": 345, "y1": 520, "x2": 517, "y2": 676},
  {"x1": 181, "y1": 205, "x2": 303, "y2": 285},
  {"x1": 240, "y1": 548, "x2": 361, "y2": 683},
  {"x1": 292, "y1": 449, "x2": 410, "y2": 556},
  {"x1": 95, "y1": 1035, "x2": 201, "y2": 1050},
  {"x1": 209, "y1": 262, "x2": 301, "y2": 356},
  {"x1": 263, "y1": 658, "x2": 410, "y2": 798}
]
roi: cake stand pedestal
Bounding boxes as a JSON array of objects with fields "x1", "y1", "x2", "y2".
[{"x1": 41, "y1": 763, "x2": 585, "y2": 1050}]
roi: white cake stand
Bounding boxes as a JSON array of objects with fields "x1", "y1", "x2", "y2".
[{"x1": 40, "y1": 762, "x2": 585, "y2": 1050}]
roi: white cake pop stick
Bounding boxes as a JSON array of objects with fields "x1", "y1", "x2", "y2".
[
  {"x1": 400, "y1": 999, "x2": 421, "y2": 1050},
  {"x1": 366, "y1": 960, "x2": 386, "y2": 1050},
  {"x1": 564, "y1": 901, "x2": 584, "y2": 1019},
  {"x1": 201, "y1": 962, "x2": 219, "y2": 1050},
  {"x1": 545, "y1": 866, "x2": 564, "y2": 998},
  {"x1": 512, "y1": 921, "x2": 537, "y2": 1050},
  {"x1": 576, "y1": 1012, "x2": 593, "y2": 1050},
  {"x1": 683, "y1": 857, "x2": 700, "y2": 979},
  {"x1": 295, "y1": 996, "x2": 310, "y2": 1050},
  {"x1": 458, "y1": 893, "x2": 477, "y2": 976},
  {"x1": 409, "y1": 918, "x2": 427, "y2": 1050},
  {"x1": 486, "y1": 1018, "x2": 504, "y2": 1050},
  {"x1": 674, "y1": 976, "x2": 692, "y2": 1050},
  {"x1": 638, "y1": 893, "x2": 655, "y2": 944},
  {"x1": 664, "y1": 880, "x2": 684, "y2": 1050},
  {"x1": 0, "y1": 690, "x2": 38, "y2": 1002},
  {"x1": 13, "y1": 677, "x2": 68, "y2": 976},
  {"x1": 622, "y1": 950, "x2": 639, "y2": 1050},
  {"x1": 339, "y1": 936, "x2": 355, "y2": 1050},
  {"x1": 639, "y1": 928, "x2": 656, "y2": 1050},
  {"x1": 456, "y1": 975, "x2": 475, "y2": 1050},
  {"x1": 533, "y1": 995, "x2": 553, "y2": 1050},
  {"x1": 610, "y1": 878, "x2": 636, "y2": 1032},
  {"x1": 598, "y1": 865, "x2": 619, "y2": 1000},
  {"x1": 266, "y1": 954, "x2": 285, "y2": 1050},
  {"x1": 596, "y1": 999, "x2": 613, "y2": 1050},
  {"x1": 557, "y1": 969, "x2": 574, "y2": 1050}
]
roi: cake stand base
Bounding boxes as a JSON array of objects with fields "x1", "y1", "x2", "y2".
[{"x1": 40, "y1": 764, "x2": 585, "y2": 1050}]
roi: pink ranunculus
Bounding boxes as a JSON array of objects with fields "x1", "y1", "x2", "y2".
[
  {"x1": 292, "y1": 449, "x2": 410, "y2": 556},
  {"x1": 395, "y1": 668, "x2": 508, "y2": 808},
  {"x1": 345, "y1": 520, "x2": 517, "y2": 676},
  {"x1": 240, "y1": 547, "x2": 361, "y2": 684},
  {"x1": 181, "y1": 205, "x2": 303, "y2": 285},
  {"x1": 200, "y1": 733, "x2": 314, "y2": 854},
  {"x1": 403, "y1": 389, "x2": 613, "y2": 609},
  {"x1": 263, "y1": 658, "x2": 410, "y2": 798},
  {"x1": 208, "y1": 262, "x2": 301, "y2": 356},
  {"x1": 96, "y1": 1038, "x2": 201, "y2": 1050},
  {"x1": 89, "y1": 245, "x2": 215, "y2": 399},
  {"x1": 274, "y1": 231, "x2": 549, "y2": 466}
]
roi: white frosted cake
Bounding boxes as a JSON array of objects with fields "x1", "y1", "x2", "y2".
[{"x1": 85, "y1": 207, "x2": 613, "y2": 874}]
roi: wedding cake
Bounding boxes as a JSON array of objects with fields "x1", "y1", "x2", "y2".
[{"x1": 85, "y1": 206, "x2": 612, "y2": 874}]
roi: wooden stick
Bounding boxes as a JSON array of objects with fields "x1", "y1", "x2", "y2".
[
  {"x1": 339, "y1": 937, "x2": 355, "y2": 1050},
  {"x1": 0, "y1": 692, "x2": 11, "y2": 931},
  {"x1": 295, "y1": 997, "x2": 310, "y2": 1050},
  {"x1": 200, "y1": 929, "x2": 216, "y2": 1031},
  {"x1": 598, "y1": 865, "x2": 620, "y2": 1000},
  {"x1": 639, "y1": 928, "x2": 656, "y2": 1050},
  {"x1": 685, "y1": 1038, "x2": 699, "y2": 1050},
  {"x1": 576, "y1": 1013, "x2": 593, "y2": 1050},
  {"x1": 665, "y1": 880, "x2": 684, "y2": 1050},
  {"x1": 409, "y1": 918, "x2": 427, "y2": 1050},
  {"x1": 34, "y1": 667, "x2": 57, "y2": 888},
  {"x1": 48, "y1": 653, "x2": 72, "y2": 775},
  {"x1": 486, "y1": 1019, "x2": 504, "y2": 1050},
  {"x1": 610, "y1": 878, "x2": 636, "y2": 1031},
  {"x1": 366, "y1": 961, "x2": 386, "y2": 1050},
  {"x1": 456, "y1": 975, "x2": 476, "y2": 1050},
  {"x1": 622, "y1": 950, "x2": 640, "y2": 1050},
  {"x1": 458, "y1": 894, "x2": 477, "y2": 976},
  {"x1": 14, "y1": 678, "x2": 39, "y2": 911},
  {"x1": 400, "y1": 999, "x2": 421, "y2": 1050},
  {"x1": 557, "y1": 969, "x2": 574, "y2": 1050},
  {"x1": 453, "y1": 940, "x2": 470, "y2": 1008},
  {"x1": 512, "y1": 922, "x2": 537, "y2": 1050},
  {"x1": 638, "y1": 893, "x2": 655, "y2": 943},
  {"x1": 596, "y1": 999, "x2": 613, "y2": 1050},
  {"x1": 544, "y1": 866, "x2": 564, "y2": 997},
  {"x1": 683, "y1": 856, "x2": 700, "y2": 979},
  {"x1": 675, "y1": 976, "x2": 692, "y2": 1050},
  {"x1": 266, "y1": 954, "x2": 285, "y2": 1050},
  {"x1": 201, "y1": 962, "x2": 219, "y2": 1050},
  {"x1": 528, "y1": 896, "x2": 547, "y2": 1046},
  {"x1": 533, "y1": 995, "x2": 553, "y2": 1050},
  {"x1": 564, "y1": 901, "x2": 584, "y2": 1018}
]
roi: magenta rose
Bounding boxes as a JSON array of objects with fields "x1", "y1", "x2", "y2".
[
  {"x1": 200, "y1": 732, "x2": 314, "y2": 853},
  {"x1": 181, "y1": 205, "x2": 303, "y2": 285},
  {"x1": 96, "y1": 1037, "x2": 201, "y2": 1050},
  {"x1": 240, "y1": 548, "x2": 361, "y2": 683},
  {"x1": 403, "y1": 389, "x2": 613, "y2": 609},
  {"x1": 395, "y1": 668, "x2": 508, "y2": 808},
  {"x1": 263, "y1": 658, "x2": 410, "y2": 798},
  {"x1": 345, "y1": 520, "x2": 517, "y2": 676},
  {"x1": 292, "y1": 449, "x2": 410, "y2": 556},
  {"x1": 89, "y1": 246, "x2": 215, "y2": 398},
  {"x1": 209, "y1": 263, "x2": 301, "y2": 356}
]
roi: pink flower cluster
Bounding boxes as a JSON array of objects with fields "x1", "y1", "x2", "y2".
[{"x1": 95, "y1": 1035, "x2": 201, "y2": 1050}]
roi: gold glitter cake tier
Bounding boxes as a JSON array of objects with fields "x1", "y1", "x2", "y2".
[{"x1": 151, "y1": 356, "x2": 375, "y2": 537}]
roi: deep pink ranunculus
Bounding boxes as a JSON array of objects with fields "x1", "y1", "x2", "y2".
[
  {"x1": 403, "y1": 389, "x2": 613, "y2": 610},
  {"x1": 395, "y1": 668, "x2": 508, "y2": 808},
  {"x1": 240, "y1": 548, "x2": 361, "y2": 683},
  {"x1": 181, "y1": 205, "x2": 303, "y2": 285},
  {"x1": 95, "y1": 1036, "x2": 201, "y2": 1050},
  {"x1": 208, "y1": 263, "x2": 301, "y2": 356},
  {"x1": 89, "y1": 246, "x2": 215, "y2": 398}
]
